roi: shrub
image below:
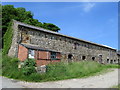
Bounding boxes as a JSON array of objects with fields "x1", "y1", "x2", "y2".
[{"x1": 22, "y1": 59, "x2": 36, "y2": 76}]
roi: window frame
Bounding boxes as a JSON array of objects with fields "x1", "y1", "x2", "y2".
[
  {"x1": 28, "y1": 49, "x2": 35, "y2": 59},
  {"x1": 50, "y1": 52, "x2": 57, "y2": 60}
]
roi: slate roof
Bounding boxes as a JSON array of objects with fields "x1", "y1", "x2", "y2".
[
  {"x1": 13, "y1": 20, "x2": 116, "y2": 51},
  {"x1": 20, "y1": 43, "x2": 60, "y2": 53}
]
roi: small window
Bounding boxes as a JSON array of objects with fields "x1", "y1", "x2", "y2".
[
  {"x1": 74, "y1": 43, "x2": 77, "y2": 49},
  {"x1": 28, "y1": 49, "x2": 35, "y2": 59},
  {"x1": 110, "y1": 60, "x2": 113, "y2": 64},
  {"x1": 82, "y1": 56, "x2": 86, "y2": 60},
  {"x1": 107, "y1": 59, "x2": 109, "y2": 63},
  {"x1": 51, "y1": 52, "x2": 57, "y2": 60},
  {"x1": 114, "y1": 60, "x2": 116, "y2": 63},
  {"x1": 39, "y1": 33, "x2": 41, "y2": 36},
  {"x1": 74, "y1": 43, "x2": 79, "y2": 50},
  {"x1": 68, "y1": 54, "x2": 73, "y2": 59},
  {"x1": 59, "y1": 37, "x2": 62, "y2": 41},
  {"x1": 45, "y1": 34, "x2": 47, "y2": 38},
  {"x1": 92, "y1": 57, "x2": 95, "y2": 61}
]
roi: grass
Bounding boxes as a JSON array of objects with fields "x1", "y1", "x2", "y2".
[
  {"x1": 2, "y1": 54, "x2": 119, "y2": 82},
  {"x1": 112, "y1": 84, "x2": 120, "y2": 89}
]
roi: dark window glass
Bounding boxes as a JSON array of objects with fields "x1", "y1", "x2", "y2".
[
  {"x1": 74, "y1": 43, "x2": 79, "y2": 50},
  {"x1": 82, "y1": 56, "x2": 86, "y2": 60},
  {"x1": 92, "y1": 57, "x2": 95, "y2": 61},
  {"x1": 68, "y1": 54, "x2": 73, "y2": 59},
  {"x1": 114, "y1": 60, "x2": 116, "y2": 63},
  {"x1": 107, "y1": 59, "x2": 109, "y2": 63},
  {"x1": 51, "y1": 52, "x2": 57, "y2": 60},
  {"x1": 110, "y1": 60, "x2": 113, "y2": 64}
]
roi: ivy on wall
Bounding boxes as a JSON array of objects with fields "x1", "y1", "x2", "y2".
[{"x1": 3, "y1": 21, "x2": 13, "y2": 55}]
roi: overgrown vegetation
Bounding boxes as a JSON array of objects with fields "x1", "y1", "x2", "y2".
[
  {"x1": 2, "y1": 22, "x2": 13, "y2": 55},
  {"x1": 2, "y1": 55, "x2": 119, "y2": 82},
  {"x1": 22, "y1": 59, "x2": 36, "y2": 76}
]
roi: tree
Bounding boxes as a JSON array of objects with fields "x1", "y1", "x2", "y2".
[
  {"x1": 2, "y1": 5, "x2": 61, "y2": 48},
  {"x1": 2, "y1": 5, "x2": 60, "y2": 36},
  {"x1": 42, "y1": 23, "x2": 60, "y2": 32}
]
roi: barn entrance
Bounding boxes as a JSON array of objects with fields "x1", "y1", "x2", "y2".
[
  {"x1": 98, "y1": 55, "x2": 103, "y2": 64},
  {"x1": 68, "y1": 54, "x2": 73, "y2": 63}
]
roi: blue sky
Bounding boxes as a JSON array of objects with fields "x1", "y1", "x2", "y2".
[{"x1": 2, "y1": 2, "x2": 118, "y2": 49}]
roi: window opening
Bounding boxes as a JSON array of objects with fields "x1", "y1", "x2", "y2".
[
  {"x1": 82, "y1": 56, "x2": 86, "y2": 60},
  {"x1": 28, "y1": 49, "x2": 35, "y2": 59},
  {"x1": 68, "y1": 54, "x2": 73, "y2": 59}
]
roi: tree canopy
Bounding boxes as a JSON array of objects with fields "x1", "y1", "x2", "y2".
[{"x1": 2, "y1": 5, "x2": 60, "y2": 36}]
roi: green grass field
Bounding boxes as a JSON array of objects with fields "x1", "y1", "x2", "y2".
[{"x1": 2, "y1": 54, "x2": 119, "y2": 82}]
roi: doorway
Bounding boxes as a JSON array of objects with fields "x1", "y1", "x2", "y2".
[{"x1": 98, "y1": 55, "x2": 103, "y2": 64}]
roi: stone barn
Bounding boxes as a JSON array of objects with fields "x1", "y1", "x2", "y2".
[{"x1": 8, "y1": 20, "x2": 120, "y2": 66}]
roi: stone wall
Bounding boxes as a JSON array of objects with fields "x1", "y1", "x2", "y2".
[
  {"x1": 8, "y1": 20, "x2": 119, "y2": 64},
  {"x1": 8, "y1": 21, "x2": 19, "y2": 57}
]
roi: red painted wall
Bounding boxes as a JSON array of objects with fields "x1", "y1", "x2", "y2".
[
  {"x1": 35, "y1": 51, "x2": 61, "y2": 66},
  {"x1": 18, "y1": 45, "x2": 61, "y2": 66},
  {"x1": 18, "y1": 45, "x2": 28, "y2": 61}
]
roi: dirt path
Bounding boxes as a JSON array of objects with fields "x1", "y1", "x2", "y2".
[
  {"x1": 1, "y1": 76, "x2": 26, "y2": 88},
  {"x1": 16, "y1": 69, "x2": 119, "y2": 88}
]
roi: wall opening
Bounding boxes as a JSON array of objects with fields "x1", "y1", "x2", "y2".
[
  {"x1": 98, "y1": 55, "x2": 102, "y2": 64},
  {"x1": 82, "y1": 56, "x2": 86, "y2": 60},
  {"x1": 51, "y1": 52, "x2": 57, "y2": 60},
  {"x1": 107, "y1": 59, "x2": 109, "y2": 63},
  {"x1": 110, "y1": 60, "x2": 113, "y2": 64},
  {"x1": 114, "y1": 60, "x2": 116, "y2": 64},
  {"x1": 68, "y1": 54, "x2": 73, "y2": 60},
  {"x1": 92, "y1": 57, "x2": 95, "y2": 61},
  {"x1": 74, "y1": 43, "x2": 79, "y2": 50}
]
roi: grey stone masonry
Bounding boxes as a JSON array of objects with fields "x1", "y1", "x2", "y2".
[{"x1": 8, "y1": 20, "x2": 119, "y2": 64}]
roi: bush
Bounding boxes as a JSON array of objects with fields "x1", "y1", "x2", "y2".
[{"x1": 22, "y1": 59, "x2": 36, "y2": 76}]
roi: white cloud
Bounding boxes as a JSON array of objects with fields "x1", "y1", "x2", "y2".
[{"x1": 82, "y1": 3, "x2": 95, "y2": 13}]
